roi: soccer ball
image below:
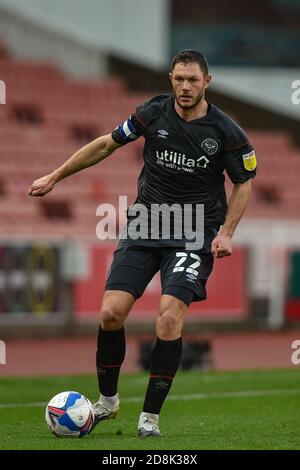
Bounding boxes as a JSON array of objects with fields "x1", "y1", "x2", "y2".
[{"x1": 45, "y1": 391, "x2": 94, "y2": 437}]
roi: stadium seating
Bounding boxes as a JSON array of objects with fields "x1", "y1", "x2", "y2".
[{"x1": 0, "y1": 46, "x2": 300, "y2": 239}]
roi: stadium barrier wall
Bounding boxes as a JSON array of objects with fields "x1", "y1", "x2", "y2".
[
  {"x1": 0, "y1": 240, "x2": 248, "y2": 335},
  {"x1": 74, "y1": 244, "x2": 248, "y2": 323},
  {"x1": 1, "y1": 232, "x2": 300, "y2": 335}
]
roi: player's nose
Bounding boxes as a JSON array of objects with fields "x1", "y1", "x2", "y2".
[{"x1": 182, "y1": 80, "x2": 191, "y2": 91}]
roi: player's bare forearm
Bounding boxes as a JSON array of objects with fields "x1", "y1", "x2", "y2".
[
  {"x1": 52, "y1": 135, "x2": 121, "y2": 183},
  {"x1": 29, "y1": 134, "x2": 121, "y2": 197},
  {"x1": 211, "y1": 180, "x2": 252, "y2": 258},
  {"x1": 220, "y1": 180, "x2": 252, "y2": 238}
]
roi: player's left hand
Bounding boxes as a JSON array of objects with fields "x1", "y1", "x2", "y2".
[{"x1": 211, "y1": 234, "x2": 232, "y2": 258}]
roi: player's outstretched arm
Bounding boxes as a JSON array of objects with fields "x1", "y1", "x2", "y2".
[
  {"x1": 28, "y1": 134, "x2": 122, "y2": 197},
  {"x1": 211, "y1": 180, "x2": 252, "y2": 258}
]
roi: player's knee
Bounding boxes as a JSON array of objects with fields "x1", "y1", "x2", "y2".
[
  {"x1": 100, "y1": 305, "x2": 124, "y2": 330},
  {"x1": 157, "y1": 310, "x2": 180, "y2": 338}
]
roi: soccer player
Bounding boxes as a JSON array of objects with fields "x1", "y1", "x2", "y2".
[{"x1": 29, "y1": 50, "x2": 257, "y2": 437}]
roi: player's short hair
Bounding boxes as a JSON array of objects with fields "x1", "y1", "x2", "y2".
[{"x1": 171, "y1": 50, "x2": 209, "y2": 75}]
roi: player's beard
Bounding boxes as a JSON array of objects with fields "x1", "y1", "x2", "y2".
[{"x1": 175, "y1": 88, "x2": 205, "y2": 110}]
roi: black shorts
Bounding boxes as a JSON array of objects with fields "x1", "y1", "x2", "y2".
[{"x1": 105, "y1": 227, "x2": 217, "y2": 307}]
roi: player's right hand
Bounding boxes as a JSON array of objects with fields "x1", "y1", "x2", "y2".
[
  {"x1": 211, "y1": 233, "x2": 233, "y2": 258},
  {"x1": 28, "y1": 174, "x2": 56, "y2": 197}
]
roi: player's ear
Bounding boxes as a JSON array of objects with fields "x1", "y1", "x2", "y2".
[
  {"x1": 204, "y1": 74, "x2": 212, "y2": 89},
  {"x1": 169, "y1": 72, "x2": 173, "y2": 83}
]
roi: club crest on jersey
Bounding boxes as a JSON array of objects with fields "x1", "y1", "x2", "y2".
[
  {"x1": 201, "y1": 138, "x2": 218, "y2": 156},
  {"x1": 242, "y1": 150, "x2": 257, "y2": 171}
]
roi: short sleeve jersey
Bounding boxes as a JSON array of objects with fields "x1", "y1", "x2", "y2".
[{"x1": 112, "y1": 93, "x2": 256, "y2": 240}]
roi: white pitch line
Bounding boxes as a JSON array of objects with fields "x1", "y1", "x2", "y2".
[
  {"x1": 123, "y1": 388, "x2": 300, "y2": 403},
  {"x1": 1, "y1": 388, "x2": 300, "y2": 408},
  {"x1": 0, "y1": 401, "x2": 45, "y2": 409}
]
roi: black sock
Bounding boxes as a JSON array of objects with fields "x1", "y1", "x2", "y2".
[
  {"x1": 96, "y1": 326, "x2": 126, "y2": 397},
  {"x1": 143, "y1": 337, "x2": 182, "y2": 414}
]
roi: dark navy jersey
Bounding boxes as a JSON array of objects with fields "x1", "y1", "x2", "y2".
[{"x1": 112, "y1": 93, "x2": 256, "y2": 245}]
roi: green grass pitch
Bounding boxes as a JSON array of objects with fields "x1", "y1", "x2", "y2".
[{"x1": 0, "y1": 369, "x2": 300, "y2": 450}]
